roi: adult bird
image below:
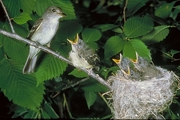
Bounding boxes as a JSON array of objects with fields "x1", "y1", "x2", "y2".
[{"x1": 23, "y1": 6, "x2": 66, "y2": 74}]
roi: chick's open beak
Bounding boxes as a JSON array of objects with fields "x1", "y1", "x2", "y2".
[{"x1": 67, "y1": 34, "x2": 79, "y2": 44}]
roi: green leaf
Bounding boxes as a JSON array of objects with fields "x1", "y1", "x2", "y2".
[
  {"x1": 3, "y1": 0, "x2": 36, "y2": 17},
  {"x1": 130, "y1": 39, "x2": 151, "y2": 60},
  {"x1": 126, "y1": 0, "x2": 148, "y2": 16},
  {"x1": 0, "y1": 47, "x2": 4, "y2": 62},
  {"x1": 84, "y1": 91, "x2": 97, "y2": 109},
  {"x1": 142, "y1": 25, "x2": 170, "y2": 44},
  {"x1": 81, "y1": 79, "x2": 108, "y2": 92},
  {"x1": 123, "y1": 41, "x2": 136, "y2": 59},
  {"x1": 13, "y1": 12, "x2": 32, "y2": 25},
  {"x1": 104, "y1": 36, "x2": 125, "y2": 59},
  {"x1": 20, "y1": 0, "x2": 36, "y2": 14},
  {"x1": 35, "y1": 0, "x2": 76, "y2": 20},
  {"x1": 3, "y1": 36, "x2": 28, "y2": 63},
  {"x1": 155, "y1": 1, "x2": 175, "y2": 19},
  {"x1": 123, "y1": 39, "x2": 151, "y2": 60},
  {"x1": 35, "y1": 55, "x2": 68, "y2": 84},
  {"x1": 0, "y1": 59, "x2": 45, "y2": 111},
  {"x1": 94, "y1": 24, "x2": 118, "y2": 32},
  {"x1": 124, "y1": 16, "x2": 153, "y2": 38},
  {"x1": 3, "y1": 0, "x2": 21, "y2": 17},
  {"x1": 44, "y1": 102, "x2": 59, "y2": 118},
  {"x1": 68, "y1": 68, "x2": 88, "y2": 78},
  {"x1": 23, "y1": 110, "x2": 40, "y2": 119},
  {"x1": 170, "y1": 50, "x2": 180, "y2": 57},
  {"x1": 41, "y1": 110, "x2": 51, "y2": 119},
  {"x1": 100, "y1": 66, "x2": 119, "y2": 79},
  {"x1": 82, "y1": 28, "x2": 102, "y2": 42}
]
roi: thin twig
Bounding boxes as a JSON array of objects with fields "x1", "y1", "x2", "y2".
[
  {"x1": 0, "y1": 0, "x2": 15, "y2": 33},
  {"x1": 51, "y1": 77, "x2": 90, "y2": 98},
  {"x1": 63, "y1": 93, "x2": 74, "y2": 118},
  {"x1": 0, "y1": 29, "x2": 112, "y2": 90},
  {"x1": 123, "y1": 0, "x2": 128, "y2": 23}
]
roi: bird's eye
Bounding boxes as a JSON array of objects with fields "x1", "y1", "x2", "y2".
[{"x1": 52, "y1": 8, "x2": 56, "y2": 12}]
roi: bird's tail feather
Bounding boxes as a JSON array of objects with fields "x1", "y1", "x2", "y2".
[{"x1": 22, "y1": 54, "x2": 37, "y2": 74}]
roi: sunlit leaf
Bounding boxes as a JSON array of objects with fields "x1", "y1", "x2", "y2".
[
  {"x1": 104, "y1": 36, "x2": 125, "y2": 59},
  {"x1": 13, "y1": 12, "x2": 32, "y2": 25},
  {"x1": 124, "y1": 16, "x2": 153, "y2": 38},
  {"x1": 82, "y1": 28, "x2": 102, "y2": 42},
  {"x1": 123, "y1": 39, "x2": 151, "y2": 60}
]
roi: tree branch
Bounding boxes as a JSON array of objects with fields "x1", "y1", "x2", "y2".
[
  {"x1": 123, "y1": 0, "x2": 128, "y2": 22},
  {"x1": 0, "y1": 0, "x2": 15, "y2": 33},
  {"x1": 0, "y1": 29, "x2": 112, "y2": 90}
]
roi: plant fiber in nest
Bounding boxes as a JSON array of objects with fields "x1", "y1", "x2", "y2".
[{"x1": 108, "y1": 55, "x2": 179, "y2": 119}]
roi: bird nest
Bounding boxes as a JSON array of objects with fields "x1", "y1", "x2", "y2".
[{"x1": 108, "y1": 56, "x2": 180, "y2": 119}]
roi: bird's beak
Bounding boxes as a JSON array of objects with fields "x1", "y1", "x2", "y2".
[
  {"x1": 112, "y1": 53, "x2": 122, "y2": 64},
  {"x1": 112, "y1": 58, "x2": 120, "y2": 64},
  {"x1": 129, "y1": 52, "x2": 138, "y2": 63},
  {"x1": 61, "y1": 12, "x2": 66, "y2": 17},
  {"x1": 67, "y1": 34, "x2": 79, "y2": 44}
]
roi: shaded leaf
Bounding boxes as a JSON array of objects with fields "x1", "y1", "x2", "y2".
[
  {"x1": 35, "y1": 0, "x2": 76, "y2": 20},
  {"x1": 84, "y1": 91, "x2": 97, "y2": 109},
  {"x1": 3, "y1": 35, "x2": 28, "y2": 63},
  {"x1": 68, "y1": 68, "x2": 88, "y2": 78},
  {"x1": 81, "y1": 79, "x2": 108, "y2": 92},
  {"x1": 126, "y1": 0, "x2": 148, "y2": 16},
  {"x1": 35, "y1": 55, "x2": 68, "y2": 84},
  {"x1": 0, "y1": 59, "x2": 45, "y2": 111},
  {"x1": 142, "y1": 25, "x2": 170, "y2": 44},
  {"x1": 155, "y1": 1, "x2": 175, "y2": 19},
  {"x1": 104, "y1": 36, "x2": 125, "y2": 59},
  {"x1": 94, "y1": 24, "x2": 118, "y2": 32},
  {"x1": 44, "y1": 102, "x2": 59, "y2": 118},
  {"x1": 124, "y1": 16, "x2": 153, "y2": 38}
]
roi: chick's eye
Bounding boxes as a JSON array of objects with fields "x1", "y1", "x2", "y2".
[{"x1": 52, "y1": 8, "x2": 56, "y2": 12}]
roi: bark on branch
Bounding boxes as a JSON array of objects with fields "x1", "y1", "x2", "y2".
[{"x1": 0, "y1": 29, "x2": 112, "y2": 90}]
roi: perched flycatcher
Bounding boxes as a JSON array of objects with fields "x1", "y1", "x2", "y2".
[{"x1": 23, "y1": 6, "x2": 66, "y2": 74}]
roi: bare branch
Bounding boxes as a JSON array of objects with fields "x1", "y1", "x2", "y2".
[
  {"x1": 51, "y1": 77, "x2": 90, "y2": 98},
  {"x1": 0, "y1": 29, "x2": 112, "y2": 90},
  {"x1": 0, "y1": 0, "x2": 15, "y2": 33},
  {"x1": 123, "y1": 0, "x2": 128, "y2": 22}
]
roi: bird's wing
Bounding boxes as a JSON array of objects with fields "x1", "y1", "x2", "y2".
[{"x1": 27, "y1": 18, "x2": 43, "y2": 39}]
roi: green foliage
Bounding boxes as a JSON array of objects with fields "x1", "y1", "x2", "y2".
[
  {"x1": 142, "y1": 25, "x2": 170, "y2": 44},
  {"x1": 13, "y1": 12, "x2": 32, "y2": 25},
  {"x1": 35, "y1": 55, "x2": 68, "y2": 84},
  {"x1": 1, "y1": 0, "x2": 180, "y2": 119},
  {"x1": 68, "y1": 69, "x2": 88, "y2": 78},
  {"x1": 0, "y1": 59, "x2": 45, "y2": 111},
  {"x1": 155, "y1": 1, "x2": 175, "y2": 19},
  {"x1": 104, "y1": 36, "x2": 125, "y2": 59},
  {"x1": 124, "y1": 16, "x2": 154, "y2": 38}
]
